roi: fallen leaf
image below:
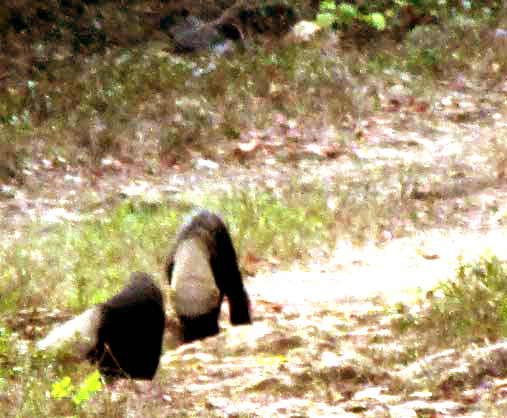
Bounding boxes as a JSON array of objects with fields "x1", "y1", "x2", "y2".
[{"x1": 414, "y1": 101, "x2": 429, "y2": 113}]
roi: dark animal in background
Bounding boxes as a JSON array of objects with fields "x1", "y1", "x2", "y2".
[
  {"x1": 168, "y1": 15, "x2": 243, "y2": 53},
  {"x1": 37, "y1": 272, "x2": 166, "y2": 380},
  {"x1": 166, "y1": 210, "x2": 251, "y2": 342}
]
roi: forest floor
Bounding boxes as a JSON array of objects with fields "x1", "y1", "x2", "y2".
[
  {"x1": 4, "y1": 112, "x2": 507, "y2": 416},
  {"x1": 4, "y1": 17, "x2": 507, "y2": 416}
]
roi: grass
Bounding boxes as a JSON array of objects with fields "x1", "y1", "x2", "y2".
[
  {"x1": 0, "y1": 186, "x2": 339, "y2": 416},
  {"x1": 430, "y1": 254, "x2": 507, "y2": 342},
  {"x1": 3, "y1": 172, "x2": 435, "y2": 415},
  {"x1": 393, "y1": 253, "x2": 507, "y2": 350},
  {"x1": 1, "y1": 159, "x2": 502, "y2": 414},
  {"x1": 0, "y1": 7, "x2": 494, "y2": 167},
  {"x1": 0, "y1": 187, "x2": 336, "y2": 314},
  {"x1": 0, "y1": 190, "x2": 319, "y2": 415}
]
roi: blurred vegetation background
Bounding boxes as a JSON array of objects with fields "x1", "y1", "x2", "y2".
[{"x1": 0, "y1": 0, "x2": 504, "y2": 180}]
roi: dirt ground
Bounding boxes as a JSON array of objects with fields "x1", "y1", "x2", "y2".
[{"x1": 6, "y1": 157, "x2": 507, "y2": 416}]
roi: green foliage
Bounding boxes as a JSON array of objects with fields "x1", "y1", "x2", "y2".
[
  {"x1": 316, "y1": 0, "x2": 336, "y2": 27},
  {"x1": 316, "y1": 12, "x2": 335, "y2": 27},
  {"x1": 73, "y1": 370, "x2": 103, "y2": 405},
  {"x1": 333, "y1": 3, "x2": 387, "y2": 32},
  {"x1": 0, "y1": 327, "x2": 13, "y2": 379},
  {"x1": 320, "y1": 0, "x2": 335, "y2": 12},
  {"x1": 51, "y1": 370, "x2": 103, "y2": 406},
  {"x1": 319, "y1": 0, "x2": 498, "y2": 40},
  {"x1": 51, "y1": 376, "x2": 74, "y2": 400},
  {"x1": 434, "y1": 254, "x2": 507, "y2": 337},
  {"x1": 337, "y1": 3, "x2": 358, "y2": 25},
  {"x1": 399, "y1": 254, "x2": 507, "y2": 346},
  {"x1": 365, "y1": 13, "x2": 386, "y2": 31}
]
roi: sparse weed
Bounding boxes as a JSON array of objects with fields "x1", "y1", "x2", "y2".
[
  {"x1": 0, "y1": 187, "x2": 335, "y2": 314},
  {"x1": 206, "y1": 188, "x2": 334, "y2": 262},
  {"x1": 395, "y1": 254, "x2": 507, "y2": 348}
]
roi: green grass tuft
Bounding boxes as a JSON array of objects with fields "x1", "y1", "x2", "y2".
[
  {"x1": 0, "y1": 188, "x2": 335, "y2": 314},
  {"x1": 395, "y1": 253, "x2": 507, "y2": 348}
]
